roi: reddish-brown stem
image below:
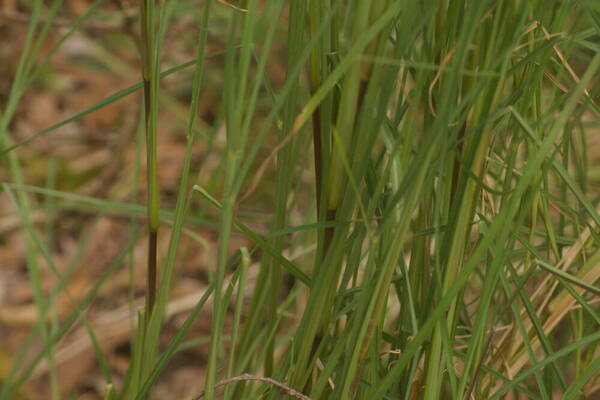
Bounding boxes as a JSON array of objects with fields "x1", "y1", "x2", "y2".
[
  {"x1": 450, "y1": 123, "x2": 467, "y2": 204},
  {"x1": 323, "y1": 208, "x2": 336, "y2": 257}
]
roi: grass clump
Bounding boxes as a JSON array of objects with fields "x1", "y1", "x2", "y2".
[{"x1": 1, "y1": 0, "x2": 600, "y2": 399}]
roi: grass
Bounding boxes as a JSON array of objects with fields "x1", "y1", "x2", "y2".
[{"x1": 1, "y1": 0, "x2": 600, "y2": 399}]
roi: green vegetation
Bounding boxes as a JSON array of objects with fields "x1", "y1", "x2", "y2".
[{"x1": 1, "y1": 0, "x2": 600, "y2": 399}]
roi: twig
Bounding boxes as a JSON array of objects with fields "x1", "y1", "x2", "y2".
[{"x1": 193, "y1": 374, "x2": 312, "y2": 400}]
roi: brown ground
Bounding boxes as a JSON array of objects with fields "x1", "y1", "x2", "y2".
[{"x1": 0, "y1": 1, "x2": 281, "y2": 398}]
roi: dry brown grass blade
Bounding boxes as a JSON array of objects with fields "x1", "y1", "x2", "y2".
[
  {"x1": 216, "y1": 0, "x2": 247, "y2": 13},
  {"x1": 193, "y1": 374, "x2": 311, "y2": 400},
  {"x1": 488, "y1": 225, "x2": 590, "y2": 379},
  {"x1": 489, "y1": 225, "x2": 600, "y2": 383},
  {"x1": 506, "y1": 247, "x2": 600, "y2": 377},
  {"x1": 238, "y1": 122, "x2": 299, "y2": 204}
]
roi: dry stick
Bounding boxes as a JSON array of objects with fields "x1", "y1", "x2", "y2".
[{"x1": 193, "y1": 374, "x2": 312, "y2": 400}]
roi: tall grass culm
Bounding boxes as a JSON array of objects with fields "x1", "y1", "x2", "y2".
[{"x1": 1, "y1": 0, "x2": 600, "y2": 399}]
